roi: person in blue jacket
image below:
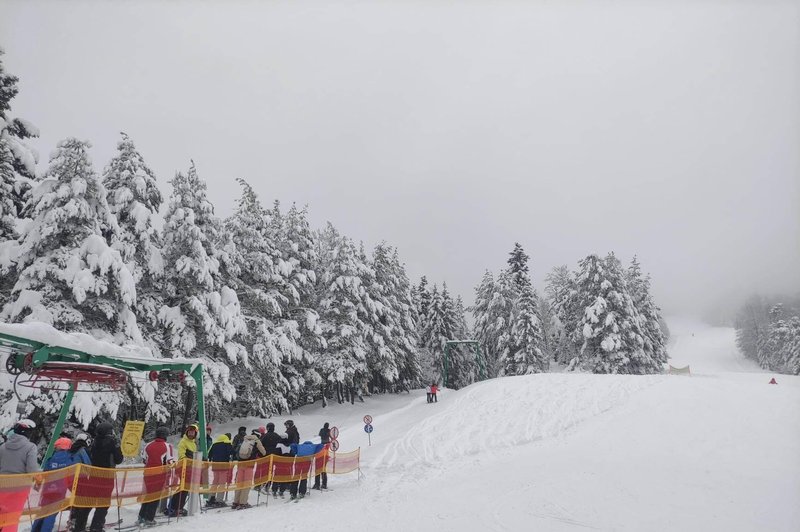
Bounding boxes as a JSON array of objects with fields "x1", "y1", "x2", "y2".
[
  {"x1": 288, "y1": 441, "x2": 323, "y2": 500},
  {"x1": 31, "y1": 437, "x2": 81, "y2": 532}
]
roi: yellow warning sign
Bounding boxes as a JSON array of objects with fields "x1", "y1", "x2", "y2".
[{"x1": 121, "y1": 420, "x2": 146, "y2": 458}]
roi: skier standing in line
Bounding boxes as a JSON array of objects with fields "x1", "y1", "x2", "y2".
[
  {"x1": 312, "y1": 423, "x2": 331, "y2": 491},
  {"x1": 167, "y1": 424, "x2": 197, "y2": 517},
  {"x1": 283, "y1": 420, "x2": 300, "y2": 445},
  {"x1": 259, "y1": 423, "x2": 282, "y2": 495},
  {"x1": 0, "y1": 420, "x2": 40, "y2": 532},
  {"x1": 231, "y1": 429, "x2": 266, "y2": 510},
  {"x1": 31, "y1": 437, "x2": 75, "y2": 532},
  {"x1": 206, "y1": 433, "x2": 233, "y2": 508},
  {"x1": 72, "y1": 422, "x2": 123, "y2": 532},
  {"x1": 231, "y1": 426, "x2": 247, "y2": 456},
  {"x1": 137, "y1": 427, "x2": 175, "y2": 527},
  {"x1": 430, "y1": 382, "x2": 438, "y2": 403},
  {"x1": 289, "y1": 441, "x2": 323, "y2": 500}
]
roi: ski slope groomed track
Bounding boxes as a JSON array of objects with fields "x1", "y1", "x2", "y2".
[{"x1": 35, "y1": 317, "x2": 800, "y2": 532}]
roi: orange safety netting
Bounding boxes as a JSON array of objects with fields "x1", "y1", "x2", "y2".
[{"x1": 0, "y1": 448, "x2": 359, "y2": 528}]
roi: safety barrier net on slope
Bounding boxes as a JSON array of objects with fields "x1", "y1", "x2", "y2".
[{"x1": 0, "y1": 448, "x2": 360, "y2": 528}]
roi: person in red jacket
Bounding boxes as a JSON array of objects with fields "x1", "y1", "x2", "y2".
[
  {"x1": 430, "y1": 382, "x2": 438, "y2": 402},
  {"x1": 137, "y1": 427, "x2": 175, "y2": 527}
]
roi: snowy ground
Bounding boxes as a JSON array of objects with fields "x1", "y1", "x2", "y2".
[{"x1": 24, "y1": 317, "x2": 800, "y2": 531}]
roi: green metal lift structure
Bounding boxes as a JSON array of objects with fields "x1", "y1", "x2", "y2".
[
  {"x1": 0, "y1": 330, "x2": 208, "y2": 465},
  {"x1": 442, "y1": 340, "x2": 486, "y2": 388}
]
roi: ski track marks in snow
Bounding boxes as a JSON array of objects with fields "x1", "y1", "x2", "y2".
[{"x1": 371, "y1": 374, "x2": 664, "y2": 470}]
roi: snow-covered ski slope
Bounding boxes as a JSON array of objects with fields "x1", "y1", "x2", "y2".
[{"x1": 79, "y1": 318, "x2": 800, "y2": 532}]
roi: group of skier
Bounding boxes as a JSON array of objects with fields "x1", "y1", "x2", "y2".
[
  {"x1": 425, "y1": 382, "x2": 439, "y2": 403},
  {"x1": 0, "y1": 418, "x2": 334, "y2": 532},
  {"x1": 0, "y1": 419, "x2": 122, "y2": 532}
]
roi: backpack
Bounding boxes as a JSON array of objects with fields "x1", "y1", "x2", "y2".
[{"x1": 238, "y1": 438, "x2": 256, "y2": 460}]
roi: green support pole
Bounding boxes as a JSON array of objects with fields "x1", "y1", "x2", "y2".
[
  {"x1": 192, "y1": 366, "x2": 208, "y2": 459},
  {"x1": 42, "y1": 382, "x2": 75, "y2": 465},
  {"x1": 476, "y1": 345, "x2": 486, "y2": 380}
]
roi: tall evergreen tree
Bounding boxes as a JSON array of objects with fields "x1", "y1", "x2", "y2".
[
  {"x1": 499, "y1": 243, "x2": 546, "y2": 375},
  {"x1": 314, "y1": 224, "x2": 371, "y2": 403},
  {"x1": 103, "y1": 133, "x2": 165, "y2": 353},
  {"x1": 545, "y1": 265, "x2": 581, "y2": 365},
  {"x1": 389, "y1": 249, "x2": 422, "y2": 388},
  {"x1": 278, "y1": 204, "x2": 324, "y2": 406},
  {"x1": 223, "y1": 179, "x2": 302, "y2": 415},
  {"x1": 569, "y1": 253, "x2": 660, "y2": 374},
  {"x1": 626, "y1": 256, "x2": 668, "y2": 364},
  {"x1": 1, "y1": 138, "x2": 141, "y2": 423},
  {"x1": 158, "y1": 162, "x2": 247, "y2": 416},
  {"x1": 0, "y1": 49, "x2": 39, "y2": 307}
]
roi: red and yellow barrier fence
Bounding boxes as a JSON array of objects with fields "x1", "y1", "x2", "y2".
[{"x1": 0, "y1": 448, "x2": 360, "y2": 528}]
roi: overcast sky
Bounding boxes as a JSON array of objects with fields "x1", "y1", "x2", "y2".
[{"x1": 2, "y1": 0, "x2": 799, "y2": 319}]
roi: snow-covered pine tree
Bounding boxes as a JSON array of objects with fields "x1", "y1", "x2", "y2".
[
  {"x1": 570, "y1": 253, "x2": 660, "y2": 374},
  {"x1": 471, "y1": 270, "x2": 500, "y2": 374},
  {"x1": 389, "y1": 248, "x2": 422, "y2": 388},
  {"x1": 1, "y1": 138, "x2": 141, "y2": 426},
  {"x1": 785, "y1": 316, "x2": 800, "y2": 375},
  {"x1": 102, "y1": 133, "x2": 165, "y2": 353},
  {"x1": 413, "y1": 276, "x2": 432, "y2": 325},
  {"x1": 545, "y1": 264, "x2": 581, "y2": 365},
  {"x1": 269, "y1": 203, "x2": 324, "y2": 408},
  {"x1": 735, "y1": 295, "x2": 770, "y2": 363},
  {"x1": 0, "y1": 49, "x2": 39, "y2": 307},
  {"x1": 626, "y1": 256, "x2": 668, "y2": 365},
  {"x1": 314, "y1": 224, "x2": 371, "y2": 403},
  {"x1": 757, "y1": 305, "x2": 792, "y2": 371},
  {"x1": 158, "y1": 162, "x2": 247, "y2": 419},
  {"x1": 500, "y1": 244, "x2": 546, "y2": 375},
  {"x1": 365, "y1": 243, "x2": 404, "y2": 392},
  {"x1": 502, "y1": 285, "x2": 547, "y2": 375},
  {"x1": 223, "y1": 179, "x2": 305, "y2": 415}
]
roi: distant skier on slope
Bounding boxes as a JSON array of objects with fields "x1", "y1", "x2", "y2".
[{"x1": 430, "y1": 382, "x2": 439, "y2": 403}]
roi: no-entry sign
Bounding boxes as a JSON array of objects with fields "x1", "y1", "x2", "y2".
[
  {"x1": 330, "y1": 426, "x2": 339, "y2": 440},
  {"x1": 363, "y1": 415, "x2": 373, "y2": 424}
]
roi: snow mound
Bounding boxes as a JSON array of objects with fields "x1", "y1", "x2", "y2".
[{"x1": 371, "y1": 373, "x2": 663, "y2": 468}]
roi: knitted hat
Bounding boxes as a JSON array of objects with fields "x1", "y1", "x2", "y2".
[{"x1": 54, "y1": 437, "x2": 72, "y2": 450}]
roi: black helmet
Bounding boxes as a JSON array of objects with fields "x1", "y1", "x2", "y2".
[
  {"x1": 266, "y1": 422, "x2": 275, "y2": 431},
  {"x1": 285, "y1": 420, "x2": 294, "y2": 428},
  {"x1": 155, "y1": 427, "x2": 169, "y2": 440},
  {"x1": 14, "y1": 419, "x2": 36, "y2": 436},
  {"x1": 95, "y1": 422, "x2": 114, "y2": 437}
]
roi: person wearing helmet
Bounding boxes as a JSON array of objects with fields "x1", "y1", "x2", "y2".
[
  {"x1": 31, "y1": 437, "x2": 74, "y2": 532},
  {"x1": 137, "y1": 427, "x2": 174, "y2": 526},
  {"x1": 206, "y1": 432, "x2": 233, "y2": 508},
  {"x1": 167, "y1": 424, "x2": 197, "y2": 517},
  {"x1": 0, "y1": 419, "x2": 39, "y2": 474},
  {"x1": 69, "y1": 434, "x2": 92, "y2": 466},
  {"x1": 72, "y1": 422, "x2": 123, "y2": 532}
]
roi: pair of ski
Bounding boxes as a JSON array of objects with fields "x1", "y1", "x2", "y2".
[
  {"x1": 115, "y1": 515, "x2": 174, "y2": 531},
  {"x1": 57, "y1": 518, "x2": 123, "y2": 532}
]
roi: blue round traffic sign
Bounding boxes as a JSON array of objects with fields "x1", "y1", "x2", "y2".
[{"x1": 364, "y1": 423, "x2": 374, "y2": 433}]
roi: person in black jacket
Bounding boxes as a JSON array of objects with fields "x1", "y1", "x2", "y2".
[
  {"x1": 312, "y1": 423, "x2": 330, "y2": 490},
  {"x1": 258, "y1": 423, "x2": 283, "y2": 494},
  {"x1": 318, "y1": 422, "x2": 331, "y2": 444},
  {"x1": 72, "y1": 422, "x2": 123, "y2": 532},
  {"x1": 283, "y1": 420, "x2": 299, "y2": 445}
]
